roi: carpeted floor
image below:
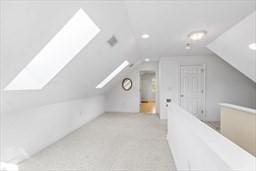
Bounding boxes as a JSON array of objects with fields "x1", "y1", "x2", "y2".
[{"x1": 19, "y1": 112, "x2": 176, "y2": 171}]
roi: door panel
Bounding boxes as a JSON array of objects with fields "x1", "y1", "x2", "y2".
[{"x1": 180, "y1": 65, "x2": 205, "y2": 119}]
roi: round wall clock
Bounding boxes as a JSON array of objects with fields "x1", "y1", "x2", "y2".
[{"x1": 122, "y1": 78, "x2": 132, "y2": 91}]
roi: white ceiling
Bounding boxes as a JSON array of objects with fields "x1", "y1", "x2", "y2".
[
  {"x1": 1, "y1": 1, "x2": 141, "y2": 112},
  {"x1": 1, "y1": 0, "x2": 255, "y2": 112},
  {"x1": 125, "y1": 0, "x2": 255, "y2": 59},
  {"x1": 208, "y1": 11, "x2": 256, "y2": 82}
]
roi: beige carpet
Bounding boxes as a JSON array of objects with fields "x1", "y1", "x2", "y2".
[{"x1": 19, "y1": 112, "x2": 176, "y2": 171}]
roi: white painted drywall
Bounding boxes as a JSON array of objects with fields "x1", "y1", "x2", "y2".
[
  {"x1": 140, "y1": 73, "x2": 156, "y2": 101},
  {"x1": 105, "y1": 61, "x2": 159, "y2": 113},
  {"x1": 159, "y1": 55, "x2": 256, "y2": 120},
  {"x1": 167, "y1": 103, "x2": 256, "y2": 171},
  {"x1": 208, "y1": 11, "x2": 256, "y2": 82},
  {"x1": 1, "y1": 1, "x2": 141, "y2": 113},
  {"x1": 125, "y1": 1, "x2": 255, "y2": 59},
  {"x1": 1, "y1": 96, "x2": 104, "y2": 163}
]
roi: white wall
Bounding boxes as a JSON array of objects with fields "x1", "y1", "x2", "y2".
[
  {"x1": 159, "y1": 55, "x2": 256, "y2": 120},
  {"x1": 105, "y1": 61, "x2": 159, "y2": 113},
  {"x1": 167, "y1": 103, "x2": 256, "y2": 171},
  {"x1": 1, "y1": 96, "x2": 104, "y2": 163},
  {"x1": 208, "y1": 11, "x2": 256, "y2": 83},
  {"x1": 1, "y1": 1, "x2": 141, "y2": 113},
  {"x1": 140, "y1": 72, "x2": 156, "y2": 101}
]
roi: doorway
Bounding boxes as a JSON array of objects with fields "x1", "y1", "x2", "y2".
[
  {"x1": 179, "y1": 65, "x2": 206, "y2": 120},
  {"x1": 140, "y1": 71, "x2": 157, "y2": 114}
]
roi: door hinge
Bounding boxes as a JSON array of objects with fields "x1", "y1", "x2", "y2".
[
  {"x1": 201, "y1": 110, "x2": 204, "y2": 114},
  {"x1": 201, "y1": 68, "x2": 204, "y2": 72},
  {"x1": 201, "y1": 89, "x2": 204, "y2": 93}
]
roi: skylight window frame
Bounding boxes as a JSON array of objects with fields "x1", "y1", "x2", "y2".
[
  {"x1": 96, "y1": 60, "x2": 130, "y2": 89},
  {"x1": 5, "y1": 8, "x2": 100, "y2": 91}
]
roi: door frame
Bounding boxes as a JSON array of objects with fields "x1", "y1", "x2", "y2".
[
  {"x1": 178, "y1": 64, "x2": 206, "y2": 121},
  {"x1": 139, "y1": 70, "x2": 157, "y2": 114}
]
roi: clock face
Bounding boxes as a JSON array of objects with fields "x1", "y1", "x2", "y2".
[{"x1": 122, "y1": 78, "x2": 132, "y2": 91}]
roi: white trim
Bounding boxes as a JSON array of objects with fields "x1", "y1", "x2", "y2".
[
  {"x1": 96, "y1": 60, "x2": 129, "y2": 88},
  {"x1": 139, "y1": 71, "x2": 157, "y2": 104},
  {"x1": 202, "y1": 64, "x2": 206, "y2": 121},
  {"x1": 178, "y1": 64, "x2": 206, "y2": 121},
  {"x1": 167, "y1": 103, "x2": 256, "y2": 171},
  {"x1": 219, "y1": 103, "x2": 256, "y2": 114},
  {"x1": 5, "y1": 9, "x2": 100, "y2": 90}
]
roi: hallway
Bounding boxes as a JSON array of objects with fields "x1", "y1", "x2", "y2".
[
  {"x1": 19, "y1": 113, "x2": 176, "y2": 171},
  {"x1": 1, "y1": 1, "x2": 256, "y2": 170}
]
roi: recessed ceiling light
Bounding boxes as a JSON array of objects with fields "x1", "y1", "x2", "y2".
[
  {"x1": 96, "y1": 60, "x2": 129, "y2": 88},
  {"x1": 185, "y1": 43, "x2": 191, "y2": 50},
  {"x1": 144, "y1": 58, "x2": 150, "y2": 62},
  {"x1": 141, "y1": 34, "x2": 150, "y2": 39},
  {"x1": 249, "y1": 43, "x2": 256, "y2": 50},
  {"x1": 188, "y1": 30, "x2": 207, "y2": 41}
]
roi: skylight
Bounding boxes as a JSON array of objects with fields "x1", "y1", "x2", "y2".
[
  {"x1": 96, "y1": 60, "x2": 130, "y2": 88},
  {"x1": 5, "y1": 9, "x2": 100, "y2": 90}
]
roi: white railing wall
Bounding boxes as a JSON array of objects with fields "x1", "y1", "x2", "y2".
[{"x1": 167, "y1": 103, "x2": 256, "y2": 171}]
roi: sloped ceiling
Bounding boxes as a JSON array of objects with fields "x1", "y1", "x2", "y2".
[
  {"x1": 1, "y1": 1, "x2": 141, "y2": 113},
  {"x1": 125, "y1": 1, "x2": 255, "y2": 59},
  {"x1": 207, "y1": 11, "x2": 256, "y2": 82},
  {"x1": 1, "y1": 0, "x2": 255, "y2": 113}
]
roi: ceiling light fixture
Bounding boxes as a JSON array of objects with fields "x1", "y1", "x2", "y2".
[
  {"x1": 141, "y1": 34, "x2": 150, "y2": 39},
  {"x1": 144, "y1": 58, "x2": 150, "y2": 62},
  {"x1": 185, "y1": 43, "x2": 191, "y2": 50},
  {"x1": 96, "y1": 60, "x2": 130, "y2": 88},
  {"x1": 188, "y1": 30, "x2": 207, "y2": 41},
  {"x1": 249, "y1": 43, "x2": 256, "y2": 50}
]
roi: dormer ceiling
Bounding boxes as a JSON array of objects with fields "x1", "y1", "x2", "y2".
[
  {"x1": 208, "y1": 11, "x2": 256, "y2": 83},
  {"x1": 1, "y1": 0, "x2": 255, "y2": 112}
]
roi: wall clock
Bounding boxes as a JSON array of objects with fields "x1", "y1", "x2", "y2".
[{"x1": 122, "y1": 78, "x2": 132, "y2": 91}]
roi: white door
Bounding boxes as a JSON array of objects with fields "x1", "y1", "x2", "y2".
[{"x1": 180, "y1": 65, "x2": 205, "y2": 120}]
